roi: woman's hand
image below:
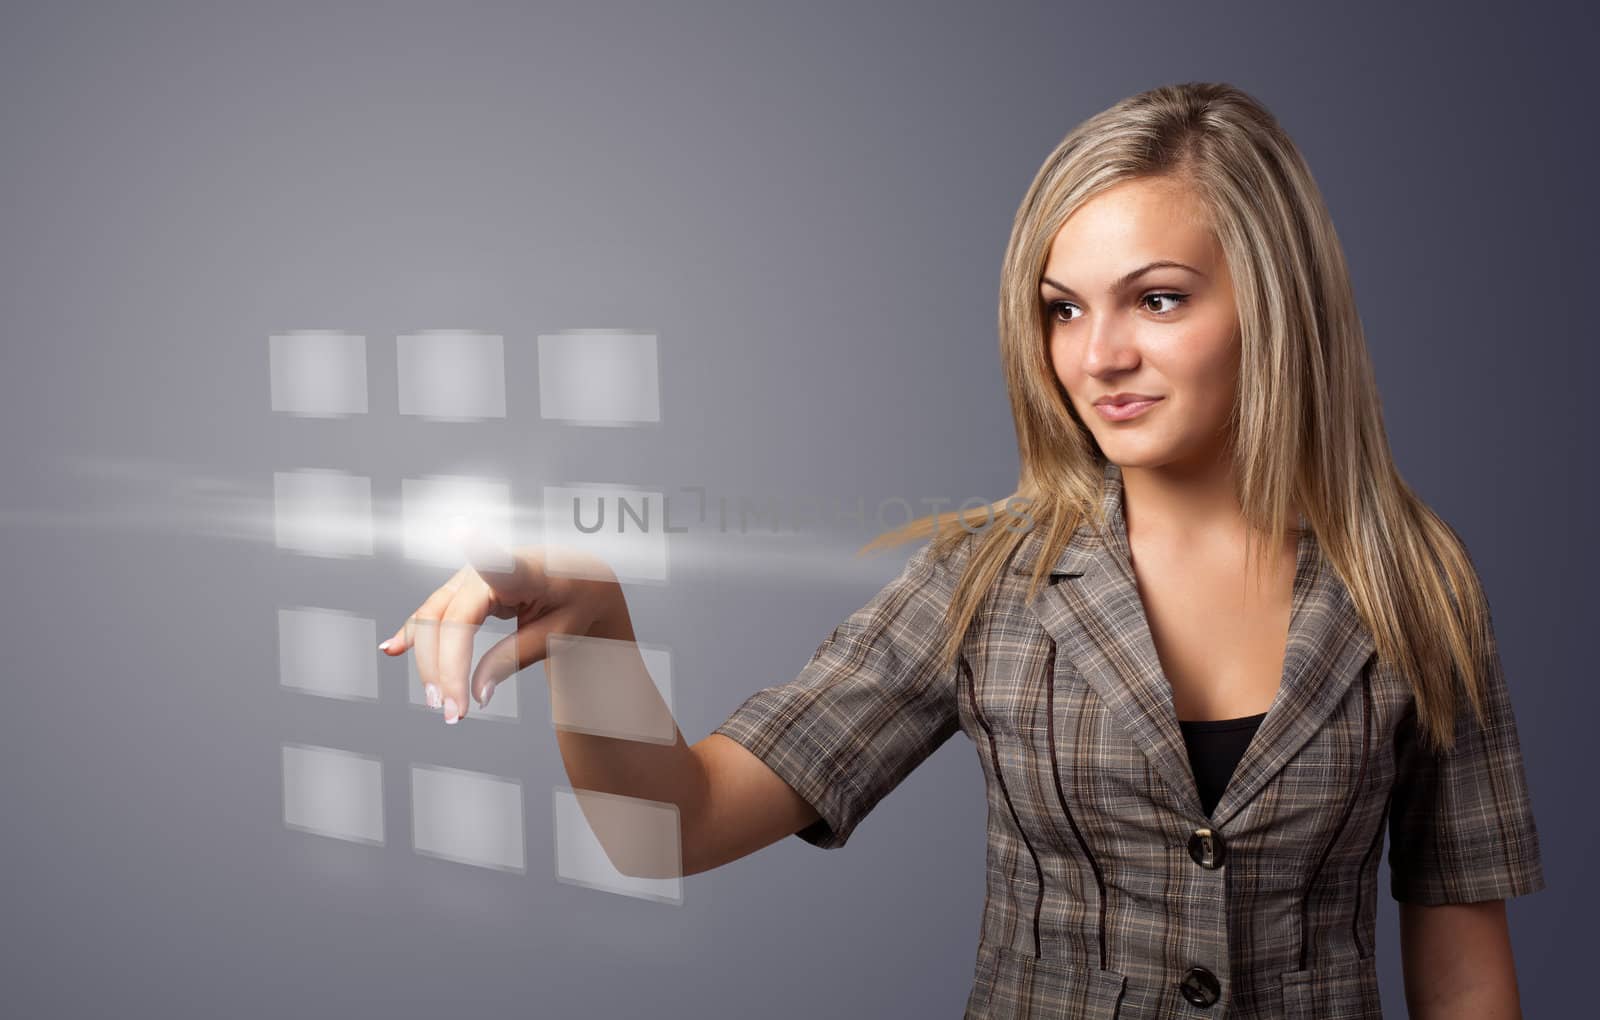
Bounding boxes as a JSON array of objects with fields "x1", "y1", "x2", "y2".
[{"x1": 379, "y1": 525, "x2": 628, "y2": 724}]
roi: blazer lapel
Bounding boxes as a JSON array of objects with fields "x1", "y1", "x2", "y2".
[
  {"x1": 1209, "y1": 536, "x2": 1376, "y2": 828},
  {"x1": 1015, "y1": 461, "x2": 1376, "y2": 827}
]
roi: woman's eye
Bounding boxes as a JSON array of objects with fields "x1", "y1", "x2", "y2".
[
  {"x1": 1143, "y1": 292, "x2": 1187, "y2": 314},
  {"x1": 1046, "y1": 301, "x2": 1080, "y2": 323}
]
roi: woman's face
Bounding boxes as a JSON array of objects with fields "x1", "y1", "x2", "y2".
[{"x1": 1042, "y1": 176, "x2": 1241, "y2": 473}]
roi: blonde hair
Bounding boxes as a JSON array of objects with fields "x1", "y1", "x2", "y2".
[{"x1": 863, "y1": 80, "x2": 1495, "y2": 756}]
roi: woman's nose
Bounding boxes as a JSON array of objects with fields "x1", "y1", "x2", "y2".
[{"x1": 1081, "y1": 316, "x2": 1139, "y2": 373}]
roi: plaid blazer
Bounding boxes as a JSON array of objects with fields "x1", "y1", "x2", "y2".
[{"x1": 713, "y1": 461, "x2": 1546, "y2": 1018}]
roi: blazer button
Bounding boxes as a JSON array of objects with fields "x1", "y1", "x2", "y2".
[
  {"x1": 1180, "y1": 966, "x2": 1221, "y2": 1007},
  {"x1": 1188, "y1": 827, "x2": 1226, "y2": 869}
]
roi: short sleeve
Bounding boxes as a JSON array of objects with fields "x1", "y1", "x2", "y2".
[
  {"x1": 711, "y1": 534, "x2": 972, "y2": 850},
  {"x1": 1387, "y1": 610, "x2": 1547, "y2": 905}
]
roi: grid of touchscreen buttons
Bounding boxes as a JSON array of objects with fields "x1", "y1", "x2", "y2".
[{"x1": 270, "y1": 326, "x2": 678, "y2": 904}]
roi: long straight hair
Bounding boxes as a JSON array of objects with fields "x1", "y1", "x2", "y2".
[{"x1": 866, "y1": 81, "x2": 1495, "y2": 756}]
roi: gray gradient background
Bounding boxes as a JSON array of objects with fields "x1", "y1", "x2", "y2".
[{"x1": 0, "y1": 1, "x2": 1589, "y2": 1017}]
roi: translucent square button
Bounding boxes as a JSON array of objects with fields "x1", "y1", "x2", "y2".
[
  {"x1": 553, "y1": 788, "x2": 682, "y2": 904},
  {"x1": 542, "y1": 482, "x2": 668, "y2": 583},
  {"x1": 410, "y1": 764, "x2": 525, "y2": 873},
  {"x1": 277, "y1": 606, "x2": 380, "y2": 702},
  {"x1": 281, "y1": 743, "x2": 385, "y2": 846},
  {"x1": 273, "y1": 469, "x2": 374, "y2": 558},
  {"x1": 397, "y1": 330, "x2": 506, "y2": 421},
  {"x1": 547, "y1": 634, "x2": 674, "y2": 745},
  {"x1": 538, "y1": 330, "x2": 660, "y2": 426},
  {"x1": 269, "y1": 330, "x2": 368, "y2": 417},
  {"x1": 400, "y1": 474, "x2": 514, "y2": 571}
]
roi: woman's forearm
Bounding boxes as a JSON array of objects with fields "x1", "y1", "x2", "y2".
[{"x1": 549, "y1": 589, "x2": 711, "y2": 881}]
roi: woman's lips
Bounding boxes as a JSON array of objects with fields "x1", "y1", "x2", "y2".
[{"x1": 1094, "y1": 396, "x2": 1162, "y2": 421}]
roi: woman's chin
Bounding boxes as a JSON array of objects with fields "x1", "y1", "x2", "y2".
[{"x1": 1096, "y1": 435, "x2": 1218, "y2": 474}]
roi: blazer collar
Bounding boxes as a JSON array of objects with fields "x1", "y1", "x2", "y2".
[{"x1": 1015, "y1": 461, "x2": 1376, "y2": 827}]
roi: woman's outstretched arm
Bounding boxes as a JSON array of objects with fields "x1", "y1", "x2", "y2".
[{"x1": 1399, "y1": 899, "x2": 1524, "y2": 1019}]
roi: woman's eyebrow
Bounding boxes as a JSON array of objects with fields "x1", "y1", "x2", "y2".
[{"x1": 1040, "y1": 260, "x2": 1204, "y2": 296}]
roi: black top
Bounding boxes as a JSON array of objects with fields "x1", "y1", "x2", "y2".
[{"x1": 1177, "y1": 711, "x2": 1268, "y2": 819}]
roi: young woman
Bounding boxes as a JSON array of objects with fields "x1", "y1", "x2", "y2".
[{"x1": 381, "y1": 82, "x2": 1545, "y2": 1018}]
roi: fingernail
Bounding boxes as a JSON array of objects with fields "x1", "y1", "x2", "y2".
[
  {"x1": 379, "y1": 639, "x2": 393, "y2": 652},
  {"x1": 479, "y1": 683, "x2": 494, "y2": 708},
  {"x1": 425, "y1": 684, "x2": 442, "y2": 709},
  {"x1": 444, "y1": 697, "x2": 460, "y2": 724}
]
